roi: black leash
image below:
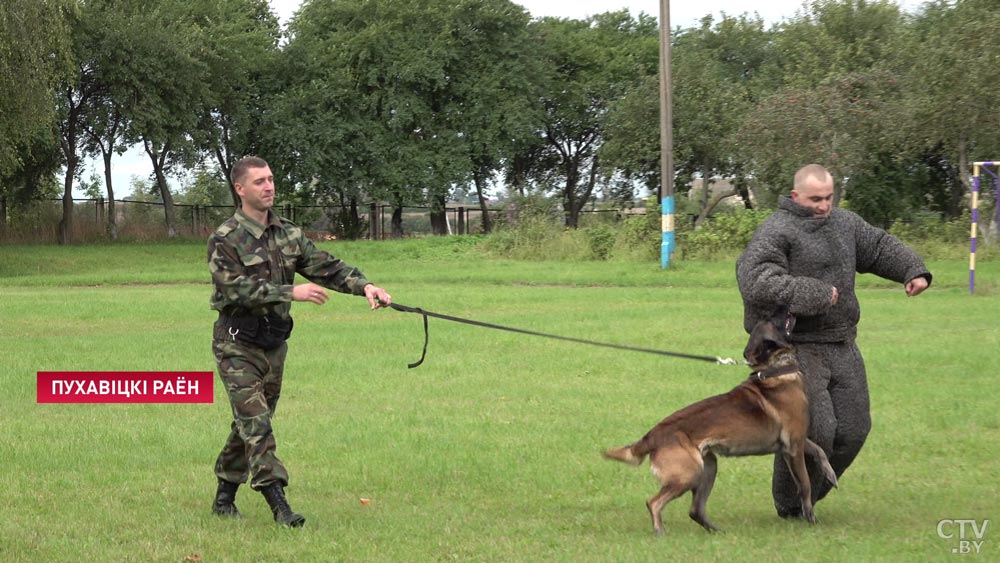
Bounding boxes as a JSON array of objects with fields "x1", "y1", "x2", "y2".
[{"x1": 386, "y1": 302, "x2": 737, "y2": 369}]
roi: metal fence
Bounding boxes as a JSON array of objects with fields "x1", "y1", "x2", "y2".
[
  {"x1": 0, "y1": 197, "x2": 647, "y2": 243},
  {"x1": 0, "y1": 198, "x2": 614, "y2": 243}
]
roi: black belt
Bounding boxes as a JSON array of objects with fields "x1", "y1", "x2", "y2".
[{"x1": 217, "y1": 312, "x2": 293, "y2": 350}]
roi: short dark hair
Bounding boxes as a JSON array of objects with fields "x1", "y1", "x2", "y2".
[{"x1": 231, "y1": 156, "x2": 270, "y2": 186}]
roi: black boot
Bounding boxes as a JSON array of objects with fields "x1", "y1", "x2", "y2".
[
  {"x1": 212, "y1": 479, "x2": 242, "y2": 518},
  {"x1": 260, "y1": 483, "x2": 305, "y2": 527}
]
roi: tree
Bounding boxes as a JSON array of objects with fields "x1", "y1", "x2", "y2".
[
  {"x1": 0, "y1": 134, "x2": 63, "y2": 232},
  {"x1": 770, "y1": 0, "x2": 906, "y2": 90},
  {"x1": 52, "y1": 0, "x2": 212, "y2": 241},
  {"x1": 531, "y1": 11, "x2": 658, "y2": 228},
  {"x1": 900, "y1": 0, "x2": 1000, "y2": 219},
  {"x1": 275, "y1": 0, "x2": 537, "y2": 238},
  {"x1": 177, "y1": 166, "x2": 232, "y2": 206},
  {"x1": 601, "y1": 14, "x2": 774, "y2": 221},
  {"x1": 271, "y1": 0, "x2": 406, "y2": 237},
  {"x1": 82, "y1": 97, "x2": 125, "y2": 239},
  {"x1": 122, "y1": 0, "x2": 215, "y2": 238},
  {"x1": 735, "y1": 0, "x2": 909, "y2": 211},
  {"x1": 79, "y1": 0, "x2": 143, "y2": 241},
  {"x1": 187, "y1": 0, "x2": 281, "y2": 208},
  {"x1": 677, "y1": 15, "x2": 773, "y2": 220},
  {"x1": 56, "y1": 2, "x2": 108, "y2": 244},
  {"x1": 738, "y1": 70, "x2": 911, "y2": 206},
  {"x1": 599, "y1": 75, "x2": 659, "y2": 197},
  {"x1": 442, "y1": 0, "x2": 540, "y2": 234},
  {"x1": 0, "y1": 0, "x2": 75, "y2": 179}
]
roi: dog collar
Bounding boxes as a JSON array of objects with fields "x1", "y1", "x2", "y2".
[{"x1": 748, "y1": 364, "x2": 800, "y2": 381}]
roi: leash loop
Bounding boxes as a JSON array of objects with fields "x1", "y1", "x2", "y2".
[
  {"x1": 387, "y1": 302, "x2": 735, "y2": 369},
  {"x1": 408, "y1": 307, "x2": 428, "y2": 369}
]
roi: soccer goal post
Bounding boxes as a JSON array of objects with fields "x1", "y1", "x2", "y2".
[{"x1": 970, "y1": 161, "x2": 998, "y2": 294}]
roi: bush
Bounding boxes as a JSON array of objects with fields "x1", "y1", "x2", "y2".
[
  {"x1": 611, "y1": 211, "x2": 659, "y2": 261},
  {"x1": 481, "y1": 195, "x2": 590, "y2": 260},
  {"x1": 679, "y1": 209, "x2": 771, "y2": 259},
  {"x1": 886, "y1": 210, "x2": 999, "y2": 259},
  {"x1": 888, "y1": 210, "x2": 971, "y2": 245},
  {"x1": 583, "y1": 223, "x2": 616, "y2": 260},
  {"x1": 477, "y1": 200, "x2": 990, "y2": 263}
]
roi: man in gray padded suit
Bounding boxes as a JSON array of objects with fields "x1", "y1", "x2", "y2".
[{"x1": 737, "y1": 164, "x2": 931, "y2": 518}]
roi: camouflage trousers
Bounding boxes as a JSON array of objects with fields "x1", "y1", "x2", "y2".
[{"x1": 212, "y1": 326, "x2": 290, "y2": 491}]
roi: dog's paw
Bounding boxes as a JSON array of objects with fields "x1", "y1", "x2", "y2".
[
  {"x1": 821, "y1": 465, "x2": 839, "y2": 488},
  {"x1": 689, "y1": 513, "x2": 722, "y2": 533}
]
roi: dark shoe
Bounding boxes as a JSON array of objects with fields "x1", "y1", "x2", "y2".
[
  {"x1": 260, "y1": 483, "x2": 305, "y2": 527},
  {"x1": 212, "y1": 479, "x2": 242, "y2": 518}
]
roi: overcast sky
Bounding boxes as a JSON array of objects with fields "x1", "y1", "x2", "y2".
[{"x1": 81, "y1": 0, "x2": 928, "y2": 197}]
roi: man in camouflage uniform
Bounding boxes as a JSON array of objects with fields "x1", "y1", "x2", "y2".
[{"x1": 208, "y1": 156, "x2": 392, "y2": 527}]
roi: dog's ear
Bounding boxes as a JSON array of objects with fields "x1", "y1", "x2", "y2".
[
  {"x1": 743, "y1": 326, "x2": 764, "y2": 364},
  {"x1": 744, "y1": 324, "x2": 783, "y2": 365}
]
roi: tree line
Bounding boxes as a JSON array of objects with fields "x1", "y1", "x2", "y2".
[{"x1": 1, "y1": 0, "x2": 997, "y2": 244}]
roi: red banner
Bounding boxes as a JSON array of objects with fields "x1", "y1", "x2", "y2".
[{"x1": 37, "y1": 371, "x2": 214, "y2": 403}]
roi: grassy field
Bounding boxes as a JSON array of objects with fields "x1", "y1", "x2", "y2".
[{"x1": 1, "y1": 239, "x2": 997, "y2": 562}]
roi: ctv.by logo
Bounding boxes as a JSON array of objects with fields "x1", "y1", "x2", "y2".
[{"x1": 937, "y1": 519, "x2": 990, "y2": 555}]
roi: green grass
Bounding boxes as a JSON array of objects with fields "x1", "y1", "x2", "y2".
[{"x1": 1, "y1": 240, "x2": 998, "y2": 562}]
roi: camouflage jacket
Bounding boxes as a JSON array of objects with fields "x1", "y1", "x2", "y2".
[{"x1": 208, "y1": 208, "x2": 371, "y2": 319}]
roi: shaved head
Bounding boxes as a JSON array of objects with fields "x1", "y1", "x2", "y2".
[
  {"x1": 793, "y1": 164, "x2": 833, "y2": 192},
  {"x1": 791, "y1": 164, "x2": 835, "y2": 217}
]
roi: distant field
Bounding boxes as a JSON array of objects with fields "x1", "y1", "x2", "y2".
[{"x1": 1, "y1": 240, "x2": 996, "y2": 562}]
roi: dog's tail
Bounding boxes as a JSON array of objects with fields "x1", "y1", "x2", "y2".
[{"x1": 602, "y1": 443, "x2": 646, "y2": 466}]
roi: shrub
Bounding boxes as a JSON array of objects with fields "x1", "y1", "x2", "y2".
[
  {"x1": 611, "y1": 211, "x2": 659, "y2": 261},
  {"x1": 886, "y1": 210, "x2": 999, "y2": 259},
  {"x1": 480, "y1": 195, "x2": 590, "y2": 260},
  {"x1": 477, "y1": 200, "x2": 990, "y2": 263},
  {"x1": 680, "y1": 209, "x2": 771, "y2": 259},
  {"x1": 888, "y1": 210, "x2": 971, "y2": 245},
  {"x1": 583, "y1": 223, "x2": 616, "y2": 260}
]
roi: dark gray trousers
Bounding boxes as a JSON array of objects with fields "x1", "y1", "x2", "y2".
[{"x1": 773, "y1": 340, "x2": 871, "y2": 515}]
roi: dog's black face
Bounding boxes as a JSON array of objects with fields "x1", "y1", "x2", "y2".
[{"x1": 744, "y1": 305, "x2": 796, "y2": 366}]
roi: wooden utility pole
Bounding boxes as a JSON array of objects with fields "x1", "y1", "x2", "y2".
[{"x1": 658, "y1": 0, "x2": 675, "y2": 268}]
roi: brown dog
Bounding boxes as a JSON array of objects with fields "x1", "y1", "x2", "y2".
[{"x1": 604, "y1": 306, "x2": 837, "y2": 534}]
